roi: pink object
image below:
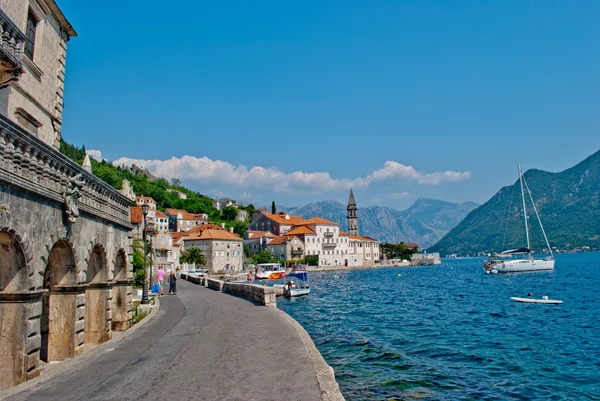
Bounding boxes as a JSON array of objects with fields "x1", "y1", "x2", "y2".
[{"x1": 156, "y1": 268, "x2": 165, "y2": 282}]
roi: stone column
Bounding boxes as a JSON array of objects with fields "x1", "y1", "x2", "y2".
[
  {"x1": 0, "y1": 290, "x2": 45, "y2": 390},
  {"x1": 47, "y1": 285, "x2": 87, "y2": 361},
  {"x1": 111, "y1": 280, "x2": 133, "y2": 331},
  {"x1": 85, "y1": 282, "x2": 113, "y2": 344}
]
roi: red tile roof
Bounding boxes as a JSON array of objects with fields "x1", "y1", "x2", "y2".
[
  {"x1": 155, "y1": 210, "x2": 168, "y2": 219},
  {"x1": 296, "y1": 217, "x2": 338, "y2": 226},
  {"x1": 130, "y1": 207, "x2": 143, "y2": 224},
  {"x1": 171, "y1": 232, "x2": 188, "y2": 243},
  {"x1": 285, "y1": 226, "x2": 316, "y2": 236},
  {"x1": 136, "y1": 196, "x2": 156, "y2": 203},
  {"x1": 339, "y1": 231, "x2": 349, "y2": 236},
  {"x1": 266, "y1": 235, "x2": 290, "y2": 246},
  {"x1": 183, "y1": 229, "x2": 242, "y2": 242},
  {"x1": 187, "y1": 223, "x2": 226, "y2": 233},
  {"x1": 165, "y1": 208, "x2": 207, "y2": 221},
  {"x1": 246, "y1": 230, "x2": 275, "y2": 239},
  {"x1": 350, "y1": 235, "x2": 377, "y2": 242},
  {"x1": 263, "y1": 213, "x2": 307, "y2": 226}
]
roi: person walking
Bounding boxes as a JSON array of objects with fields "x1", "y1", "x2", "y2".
[
  {"x1": 169, "y1": 269, "x2": 178, "y2": 294},
  {"x1": 156, "y1": 266, "x2": 166, "y2": 296}
]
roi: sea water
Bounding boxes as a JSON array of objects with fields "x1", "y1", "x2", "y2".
[{"x1": 277, "y1": 253, "x2": 600, "y2": 400}]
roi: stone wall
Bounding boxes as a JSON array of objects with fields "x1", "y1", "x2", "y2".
[
  {"x1": 0, "y1": 114, "x2": 133, "y2": 390},
  {"x1": 207, "y1": 278, "x2": 224, "y2": 292},
  {"x1": 223, "y1": 282, "x2": 277, "y2": 307}
]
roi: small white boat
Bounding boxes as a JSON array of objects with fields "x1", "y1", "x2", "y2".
[
  {"x1": 511, "y1": 296, "x2": 563, "y2": 304},
  {"x1": 283, "y1": 269, "x2": 310, "y2": 297},
  {"x1": 254, "y1": 263, "x2": 286, "y2": 280}
]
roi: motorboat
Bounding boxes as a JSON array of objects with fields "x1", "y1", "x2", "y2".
[
  {"x1": 283, "y1": 269, "x2": 310, "y2": 297},
  {"x1": 254, "y1": 263, "x2": 286, "y2": 280}
]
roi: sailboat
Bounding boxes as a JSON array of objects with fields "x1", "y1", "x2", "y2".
[{"x1": 484, "y1": 163, "x2": 555, "y2": 274}]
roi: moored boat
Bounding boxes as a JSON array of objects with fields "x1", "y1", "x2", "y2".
[
  {"x1": 484, "y1": 163, "x2": 555, "y2": 274},
  {"x1": 255, "y1": 263, "x2": 286, "y2": 280},
  {"x1": 283, "y1": 269, "x2": 310, "y2": 297}
]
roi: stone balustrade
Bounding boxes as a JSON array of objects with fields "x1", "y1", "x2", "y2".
[
  {"x1": 0, "y1": 8, "x2": 26, "y2": 82},
  {"x1": 223, "y1": 282, "x2": 277, "y2": 307},
  {"x1": 0, "y1": 115, "x2": 132, "y2": 228}
]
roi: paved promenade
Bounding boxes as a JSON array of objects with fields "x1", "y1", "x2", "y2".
[{"x1": 1, "y1": 281, "x2": 339, "y2": 401}]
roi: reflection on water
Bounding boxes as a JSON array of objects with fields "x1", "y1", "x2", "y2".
[{"x1": 278, "y1": 253, "x2": 600, "y2": 400}]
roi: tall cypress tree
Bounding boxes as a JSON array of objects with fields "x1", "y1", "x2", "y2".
[{"x1": 271, "y1": 201, "x2": 276, "y2": 214}]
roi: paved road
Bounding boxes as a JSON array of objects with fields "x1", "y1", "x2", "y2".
[{"x1": 5, "y1": 281, "x2": 322, "y2": 401}]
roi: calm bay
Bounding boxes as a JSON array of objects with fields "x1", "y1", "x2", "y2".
[{"x1": 278, "y1": 253, "x2": 600, "y2": 400}]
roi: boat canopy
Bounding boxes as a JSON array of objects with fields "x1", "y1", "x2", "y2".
[
  {"x1": 494, "y1": 248, "x2": 530, "y2": 257},
  {"x1": 285, "y1": 270, "x2": 309, "y2": 282}
]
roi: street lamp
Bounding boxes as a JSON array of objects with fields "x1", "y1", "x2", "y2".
[{"x1": 140, "y1": 201, "x2": 150, "y2": 305}]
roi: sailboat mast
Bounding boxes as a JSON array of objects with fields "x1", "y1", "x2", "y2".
[
  {"x1": 518, "y1": 162, "x2": 531, "y2": 251},
  {"x1": 523, "y1": 177, "x2": 555, "y2": 258}
]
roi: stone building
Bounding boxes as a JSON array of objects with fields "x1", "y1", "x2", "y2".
[
  {"x1": 247, "y1": 212, "x2": 307, "y2": 235},
  {"x1": 244, "y1": 230, "x2": 275, "y2": 256},
  {"x1": 183, "y1": 229, "x2": 243, "y2": 273},
  {"x1": 154, "y1": 210, "x2": 169, "y2": 233},
  {"x1": 164, "y1": 208, "x2": 208, "y2": 232},
  {"x1": 0, "y1": 0, "x2": 75, "y2": 148},
  {"x1": 0, "y1": 2, "x2": 133, "y2": 390},
  {"x1": 266, "y1": 234, "x2": 305, "y2": 261}
]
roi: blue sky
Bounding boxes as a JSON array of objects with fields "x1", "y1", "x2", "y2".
[{"x1": 58, "y1": 1, "x2": 600, "y2": 209}]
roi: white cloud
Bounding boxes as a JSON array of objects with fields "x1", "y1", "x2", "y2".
[
  {"x1": 113, "y1": 155, "x2": 469, "y2": 193},
  {"x1": 87, "y1": 149, "x2": 104, "y2": 161},
  {"x1": 389, "y1": 192, "x2": 412, "y2": 199},
  {"x1": 240, "y1": 192, "x2": 252, "y2": 199}
]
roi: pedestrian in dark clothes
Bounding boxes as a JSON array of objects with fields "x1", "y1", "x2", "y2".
[{"x1": 168, "y1": 269, "x2": 177, "y2": 294}]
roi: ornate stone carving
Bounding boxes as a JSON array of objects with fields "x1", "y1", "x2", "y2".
[{"x1": 64, "y1": 173, "x2": 86, "y2": 223}]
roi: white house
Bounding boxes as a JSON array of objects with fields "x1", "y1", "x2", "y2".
[{"x1": 183, "y1": 229, "x2": 244, "y2": 273}]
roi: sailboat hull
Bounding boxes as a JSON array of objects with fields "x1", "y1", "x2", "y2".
[{"x1": 495, "y1": 258, "x2": 555, "y2": 273}]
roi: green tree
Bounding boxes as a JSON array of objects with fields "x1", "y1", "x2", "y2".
[
  {"x1": 171, "y1": 177, "x2": 181, "y2": 187},
  {"x1": 381, "y1": 242, "x2": 417, "y2": 261},
  {"x1": 251, "y1": 250, "x2": 275, "y2": 265},
  {"x1": 245, "y1": 203, "x2": 256, "y2": 216},
  {"x1": 180, "y1": 247, "x2": 207, "y2": 269},
  {"x1": 304, "y1": 255, "x2": 319, "y2": 266},
  {"x1": 221, "y1": 205, "x2": 238, "y2": 221},
  {"x1": 132, "y1": 238, "x2": 153, "y2": 287},
  {"x1": 271, "y1": 201, "x2": 276, "y2": 214},
  {"x1": 243, "y1": 243, "x2": 250, "y2": 258}
]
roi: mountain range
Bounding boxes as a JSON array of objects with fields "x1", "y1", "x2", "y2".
[
  {"x1": 281, "y1": 198, "x2": 479, "y2": 248},
  {"x1": 429, "y1": 150, "x2": 600, "y2": 255}
]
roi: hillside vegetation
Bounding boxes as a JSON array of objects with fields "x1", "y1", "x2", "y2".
[
  {"x1": 59, "y1": 139, "x2": 252, "y2": 235},
  {"x1": 429, "y1": 150, "x2": 600, "y2": 255}
]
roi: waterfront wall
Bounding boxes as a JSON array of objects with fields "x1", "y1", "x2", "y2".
[
  {"x1": 207, "y1": 278, "x2": 224, "y2": 291},
  {"x1": 223, "y1": 282, "x2": 277, "y2": 307}
]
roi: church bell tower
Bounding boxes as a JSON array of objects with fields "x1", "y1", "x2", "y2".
[{"x1": 347, "y1": 188, "x2": 358, "y2": 236}]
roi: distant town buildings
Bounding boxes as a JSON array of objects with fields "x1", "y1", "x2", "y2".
[
  {"x1": 213, "y1": 198, "x2": 234, "y2": 210},
  {"x1": 164, "y1": 208, "x2": 208, "y2": 232},
  {"x1": 246, "y1": 189, "x2": 380, "y2": 267}
]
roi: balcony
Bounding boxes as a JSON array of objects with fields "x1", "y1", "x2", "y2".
[
  {"x1": 324, "y1": 231, "x2": 334, "y2": 238},
  {"x1": 0, "y1": 9, "x2": 26, "y2": 84},
  {"x1": 322, "y1": 241, "x2": 337, "y2": 249},
  {"x1": 291, "y1": 248, "x2": 303, "y2": 256}
]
